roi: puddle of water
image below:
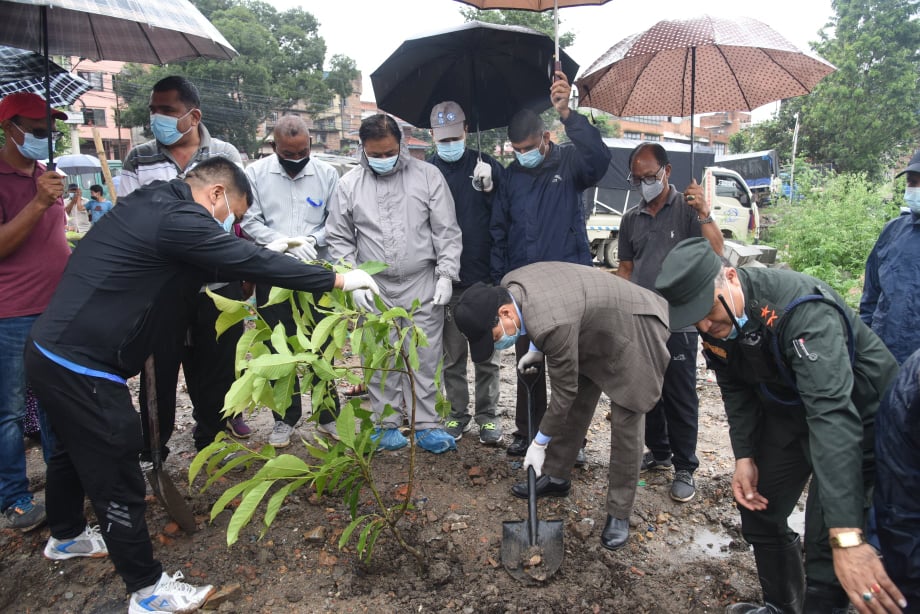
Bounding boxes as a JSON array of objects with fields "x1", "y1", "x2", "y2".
[{"x1": 691, "y1": 526, "x2": 733, "y2": 558}]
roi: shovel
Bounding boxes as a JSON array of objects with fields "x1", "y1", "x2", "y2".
[
  {"x1": 144, "y1": 355, "x2": 197, "y2": 533},
  {"x1": 501, "y1": 370, "x2": 563, "y2": 582}
]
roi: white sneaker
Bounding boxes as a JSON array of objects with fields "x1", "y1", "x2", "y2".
[
  {"x1": 43, "y1": 524, "x2": 108, "y2": 560},
  {"x1": 316, "y1": 421, "x2": 341, "y2": 442},
  {"x1": 268, "y1": 421, "x2": 294, "y2": 448},
  {"x1": 128, "y1": 571, "x2": 214, "y2": 614}
]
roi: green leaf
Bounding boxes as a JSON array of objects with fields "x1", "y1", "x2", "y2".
[
  {"x1": 333, "y1": 319, "x2": 349, "y2": 349},
  {"x1": 350, "y1": 327, "x2": 363, "y2": 357},
  {"x1": 215, "y1": 308, "x2": 249, "y2": 338},
  {"x1": 339, "y1": 514, "x2": 371, "y2": 548},
  {"x1": 262, "y1": 286, "x2": 293, "y2": 308},
  {"x1": 381, "y1": 306, "x2": 410, "y2": 321},
  {"x1": 358, "y1": 260, "x2": 389, "y2": 275},
  {"x1": 223, "y1": 374, "x2": 254, "y2": 415},
  {"x1": 311, "y1": 314, "x2": 339, "y2": 352},
  {"x1": 226, "y1": 480, "x2": 274, "y2": 546},
  {"x1": 311, "y1": 358, "x2": 337, "y2": 381},
  {"x1": 247, "y1": 353, "x2": 301, "y2": 380},
  {"x1": 253, "y1": 453, "x2": 311, "y2": 480},
  {"x1": 206, "y1": 286, "x2": 251, "y2": 314},
  {"x1": 210, "y1": 480, "x2": 252, "y2": 520},
  {"x1": 335, "y1": 401, "x2": 357, "y2": 448},
  {"x1": 272, "y1": 370, "x2": 296, "y2": 414},
  {"x1": 270, "y1": 322, "x2": 292, "y2": 356}
]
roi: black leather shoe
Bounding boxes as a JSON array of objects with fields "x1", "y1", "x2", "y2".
[
  {"x1": 507, "y1": 434, "x2": 528, "y2": 457},
  {"x1": 600, "y1": 515, "x2": 629, "y2": 550},
  {"x1": 511, "y1": 475, "x2": 571, "y2": 499}
]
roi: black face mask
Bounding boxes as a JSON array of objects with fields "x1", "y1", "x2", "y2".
[{"x1": 279, "y1": 156, "x2": 309, "y2": 175}]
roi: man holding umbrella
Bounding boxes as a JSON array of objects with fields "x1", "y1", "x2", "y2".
[
  {"x1": 490, "y1": 70, "x2": 611, "y2": 458},
  {"x1": 0, "y1": 92, "x2": 69, "y2": 532},
  {"x1": 426, "y1": 100, "x2": 505, "y2": 446}
]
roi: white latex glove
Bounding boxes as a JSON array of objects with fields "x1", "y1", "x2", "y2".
[
  {"x1": 432, "y1": 277, "x2": 453, "y2": 306},
  {"x1": 265, "y1": 237, "x2": 290, "y2": 253},
  {"x1": 288, "y1": 236, "x2": 317, "y2": 261},
  {"x1": 352, "y1": 288, "x2": 377, "y2": 312},
  {"x1": 473, "y1": 159, "x2": 493, "y2": 192},
  {"x1": 523, "y1": 440, "x2": 547, "y2": 477},
  {"x1": 341, "y1": 269, "x2": 381, "y2": 294},
  {"x1": 517, "y1": 350, "x2": 544, "y2": 375}
]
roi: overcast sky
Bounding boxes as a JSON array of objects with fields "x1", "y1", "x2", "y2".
[{"x1": 274, "y1": 1, "x2": 836, "y2": 122}]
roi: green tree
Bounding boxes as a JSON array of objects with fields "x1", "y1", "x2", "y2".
[
  {"x1": 326, "y1": 54, "x2": 359, "y2": 146},
  {"x1": 801, "y1": 0, "x2": 920, "y2": 177},
  {"x1": 115, "y1": 0, "x2": 350, "y2": 157}
]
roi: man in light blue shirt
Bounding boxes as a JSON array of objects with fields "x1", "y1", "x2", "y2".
[
  {"x1": 87, "y1": 184, "x2": 113, "y2": 224},
  {"x1": 241, "y1": 115, "x2": 341, "y2": 447}
]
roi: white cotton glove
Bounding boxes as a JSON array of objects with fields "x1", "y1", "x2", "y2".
[
  {"x1": 265, "y1": 237, "x2": 290, "y2": 253},
  {"x1": 341, "y1": 269, "x2": 381, "y2": 294},
  {"x1": 352, "y1": 288, "x2": 377, "y2": 312},
  {"x1": 473, "y1": 159, "x2": 493, "y2": 192},
  {"x1": 517, "y1": 350, "x2": 544, "y2": 375},
  {"x1": 288, "y1": 236, "x2": 317, "y2": 261},
  {"x1": 523, "y1": 440, "x2": 547, "y2": 477},
  {"x1": 432, "y1": 277, "x2": 453, "y2": 306}
]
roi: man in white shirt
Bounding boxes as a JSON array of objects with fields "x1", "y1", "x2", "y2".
[{"x1": 241, "y1": 115, "x2": 342, "y2": 447}]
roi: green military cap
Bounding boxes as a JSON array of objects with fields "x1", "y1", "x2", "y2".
[{"x1": 655, "y1": 237, "x2": 723, "y2": 329}]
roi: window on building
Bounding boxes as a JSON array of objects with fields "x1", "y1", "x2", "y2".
[
  {"x1": 77, "y1": 71, "x2": 104, "y2": 91},
  {"x1": 643, "y1": 134, "x2": 661, "y2": 141},
  {"x1": 82, "y1": 108, "x2": 107, "y2": 127},
  {"x1": 624, "y1": 131, "x2": 642, "y2": 140}
]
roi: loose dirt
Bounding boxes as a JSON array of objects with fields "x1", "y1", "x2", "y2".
[{"x1": 1, "y1": 352, "x2": 789, "y2": 614}]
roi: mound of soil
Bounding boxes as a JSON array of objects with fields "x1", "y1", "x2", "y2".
[{"x1": 1, "y1": 354, "x2": 770, "y2": 613}]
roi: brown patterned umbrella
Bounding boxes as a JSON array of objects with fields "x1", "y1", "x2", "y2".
[{"x1": 576, "y1": 15, "x2": 835, "y2": 165}]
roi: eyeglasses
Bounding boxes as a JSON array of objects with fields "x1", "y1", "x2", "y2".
[
  {"x1": 12, "y1": 121, "x2": 61, "y2": 141},
  {"x1": 626, "y1": 166, "x2": 664, "y2": 188}
]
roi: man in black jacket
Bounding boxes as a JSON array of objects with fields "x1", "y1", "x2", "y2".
[
  {"x1": 427, "y1": 100, "x2": 504, "y2": 446},
  {"x1": 25, "y1": 157, "x2": 379, "y2": 614}
]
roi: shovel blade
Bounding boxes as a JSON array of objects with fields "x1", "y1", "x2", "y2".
[
  {"x1": 501, "y1": 519, "x2": 564, "y2": 583},
  {"x1": 146, "y1": 468, "x2": 197, "y2": 534}
]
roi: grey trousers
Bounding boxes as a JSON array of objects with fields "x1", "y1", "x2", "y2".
[
  {"x1": 443, "y1": 293, "x2": 500, "y2": 425},
  {"x1": 543, "y1": 373, "x2": 645, "y2": 519},
  {"x1": 368, "y1": 269, "x2": 444, "y2": 430}
]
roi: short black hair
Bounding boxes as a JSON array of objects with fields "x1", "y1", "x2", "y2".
[
  {"x1": 185, "y1": 156, "x2": 253, "y2": 207},
  {"x1": 89, "y1": 184, "x2": 104, "y2": 195},
  {"x1": 67, "y1": 183, "x2": 79, "y2": 190},
  {"x1": 628, "y1": 142, "x2": 669, "y2": 170},
  {"x1": 359, "y1": 114, "x2": 401, "y2": 144},
  {"x1": 508, "y1": 109, "x2": 545, "y2": 143},
  {"x1": 152, "y1": 76, "x2": 200, "y2": 110}
]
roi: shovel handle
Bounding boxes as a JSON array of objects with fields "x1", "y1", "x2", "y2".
[
  {"x1": 144, "y1": 355, "x2": 162, "y2": 468},
  {"x1": 527, "y1": 466, "x2": 538, "y2": 546}
]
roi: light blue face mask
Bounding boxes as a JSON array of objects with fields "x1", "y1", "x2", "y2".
[
  {"x1": 723, "y1": 288, "x2": 748, "y2": 340},
  {"x1": 436, "y1": 140, "x2": 465, "y2": 163},
  {"x1": 514, "y1": 137, "x2": 545, "y2": 169},
  {"x1": 150, "y1": 110, "x2": 193, "y2": 146},
  {"x1": 11, "y1": 123, "x2": 49, "y2": 160},
  {"x1": 905, "y1": 187, "x2": 920, "y2": 214},
  {"x1": 493, "y1": 316, "x2": 520, "y2": 351},
  {"x1": 215, "y1": 192, "x2": 234, "y2": 233},
  {"x1": 366, "y1": 151, "x2": 399, "y2": 174}
]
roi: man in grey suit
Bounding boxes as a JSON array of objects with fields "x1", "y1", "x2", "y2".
[{"x1": 454, "y1": 262, "x2": 671, "y2": 550}]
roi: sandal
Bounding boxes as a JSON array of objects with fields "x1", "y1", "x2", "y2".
[{"x1": 341, "y1": 383, "x2": 369, "y2": 399}]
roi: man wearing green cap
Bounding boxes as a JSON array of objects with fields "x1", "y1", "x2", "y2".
[{"x1": 655, "y1": 237, "x2": 906, "y2": 614}]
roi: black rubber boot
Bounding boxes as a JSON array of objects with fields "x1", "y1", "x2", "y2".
[
  {"x1": 803, "y1": 583, "x2": 850, "y2": 614},
  {"x1": 725, "y1": 536, "x2": 805, "y2": 614}
]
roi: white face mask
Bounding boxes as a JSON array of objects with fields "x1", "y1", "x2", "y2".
[{"x1": 905, "y1": 186, "x2": 920, "y2": 214}]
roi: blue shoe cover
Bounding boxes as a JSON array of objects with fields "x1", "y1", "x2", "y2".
[
  {"x1": 415, "y1": 428, "x2": 457, "y2": 454},
  {"x1": 371, "y1": 427, "x2": 408, "y2": 451}
]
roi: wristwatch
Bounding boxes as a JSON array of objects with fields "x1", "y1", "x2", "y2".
[
  {"x1": 830, "y1": 531, "x2": 865, "y2": 549},
  {"x1": 698, "y1": 214, "x2": 714, "y2": 224}
]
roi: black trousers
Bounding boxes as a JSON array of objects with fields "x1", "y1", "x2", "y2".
[
  {"x1": 139, "y1": 283, "x2": 244, "y2": 454},
  {"x1": 513, "y1": 333, "x2": 547, "y2": 439},
  {"x1": 26, "y1": 343, "x2": 162, "y2": 593},
  {"x1": 644, "y1": 331, "x2": 700, "y2": 473},
  {"x1": 255, "y1": 284, "x2": 339, "y2": 427}
]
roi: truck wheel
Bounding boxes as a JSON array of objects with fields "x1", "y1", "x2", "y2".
[{"x1": 603, "y1": 237, "x2": 619, "y2": 269}]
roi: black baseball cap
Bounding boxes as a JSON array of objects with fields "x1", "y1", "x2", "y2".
[
  {"x1": 895, "y1": 150, "x2": 920, "y2": 178},
  {"x1": 453, "y1": 282, "x2": 508, "y2": 363}
]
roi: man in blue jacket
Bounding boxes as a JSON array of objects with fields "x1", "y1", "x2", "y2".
[
  {"x1": 427, "y1": 101, "x2": 505, "y2": 446},
  {"x1": 490, "y1": 70, "x2": 611, "y2": 458}
]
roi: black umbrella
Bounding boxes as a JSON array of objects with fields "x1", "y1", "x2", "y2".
[{"x1": 371, "y1": 21, "x2": 578, "y2": 132}]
